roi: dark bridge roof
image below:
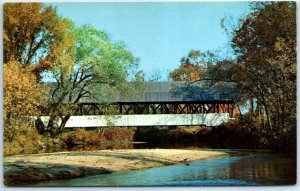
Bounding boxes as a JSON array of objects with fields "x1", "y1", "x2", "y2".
[{"x1": 80, "y1": 81, "x2": 240, "y2": 103}]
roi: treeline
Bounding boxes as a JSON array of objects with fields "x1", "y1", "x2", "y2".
[
  {"x1": 3, "y1": 2, "x2": 296, "y2": 154},
  {"x1": 3, "y1": 3, "x2": 141, "y2": 154},
  {"x1": 169, "y1": 2, "x2": 296, "y2": 151}
]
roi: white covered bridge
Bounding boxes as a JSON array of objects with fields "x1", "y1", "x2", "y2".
[
  {"x1": 42, "y1": 82, "x2": 238, "y2": 127},
  {"x1": 39, "y1": 113, "x2": 231, "y2": 128}
]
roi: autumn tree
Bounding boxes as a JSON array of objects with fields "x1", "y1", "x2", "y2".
[
  {"x1": 37, "y1": 24, "x2": 141, "y2": 136},
  {"x1": 3, "y1": 3, "x2": 71, "y2": 79},
  {"x1": 3, "y1": 3, "x2": 142, "y2": 137},
  {"x1": 3, "y1": 61, "x2": 46, "y2": 141},
  {"x1": 169, "y1": 50, "x2": 217, "y2": 81},
  {"x1": 206, "y1": 2, "x2": 296, "y2": 148},
  {"x1": 170, "y1": 2, "x2": 296, "y2": 149},
  {"x1": 231, "y1": 1, "x2": 296, "y2": 131}
]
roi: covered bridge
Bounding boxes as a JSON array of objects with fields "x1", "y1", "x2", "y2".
[
  {"x1": 61, "y1": 81, "x2": 240, "y2": 127},
  {"x1": 75, "y1": 81, "x2": 239, "y2": 117}
]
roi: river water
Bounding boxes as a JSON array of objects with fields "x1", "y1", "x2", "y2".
[{"x1": 32, "y1": 148, "x2": 296, "y2": 186}]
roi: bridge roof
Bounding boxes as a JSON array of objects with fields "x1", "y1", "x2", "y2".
[{"x1": 79, "y1": 81, "x2": 240, "y2": 103}]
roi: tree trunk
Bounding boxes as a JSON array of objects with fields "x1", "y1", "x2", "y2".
[
  {"x1": 98, "y1": 127, "x2": 105, "y2": 135},
  {"x1": 35, "y1": 116, "x2": 47, "y2": 134},
  {"x1": 58, "y1": 115, "x2": 70, "y2": 134},
  {"x1": 250, "y1": 97, "x2": 254, "y2": 114},
  {"x1": 45, "y1": 114, "x2": 70, "y2": 137},
  {"x1": 47, "y1": 116, "x2": 56, "y2": 133},
  {"x1": 264, "y1": 104, "x2": 272, "y2": 129}
]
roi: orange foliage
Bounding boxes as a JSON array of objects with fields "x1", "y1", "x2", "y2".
[
  {"x1": 60, "y1": 128, "x2": 133, "y2": 146},
  {"x1": 103, "y1": 128, "x2": 133, "y2": 141},
  {"x1": 169, "y1": 63, "x2": 204, "y2": 81}
]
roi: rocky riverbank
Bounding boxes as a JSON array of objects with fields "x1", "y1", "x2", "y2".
[{"x1": 4, "y1": 149, "x2": 227, "y2": 186}]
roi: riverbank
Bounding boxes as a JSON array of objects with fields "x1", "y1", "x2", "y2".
[{"x1": 4, "y1": 149, "x2": 227, "y2": 186}]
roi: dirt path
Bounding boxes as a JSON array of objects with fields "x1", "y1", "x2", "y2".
[{"x1": 4, "y1": 149, "x2": 227, "y2": 186}]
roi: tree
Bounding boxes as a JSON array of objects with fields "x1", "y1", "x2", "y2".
[
  {"x1": 231, "y1": 1, "x2": 296, "y2": 131},
  {"x1": 169, "y1": 50, "x2": 217, "y2": 81},
  {"x1": 3, "y1": 61, "x2": 46, "y2": 141},
  {"x1": 37, "y1": 25, "x2": 141, "y2": 136},
  {"x1": 209, "y1": 2, "x2": 296, "y2": 149},
  {"x1": 3, "y1": 3, "x2": 71, "y2": 79},
  {"x1": 147, "y1": 69, "x2": 163, "y2": 81}
]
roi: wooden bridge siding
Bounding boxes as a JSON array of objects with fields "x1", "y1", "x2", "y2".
[
  {"x1": 37, "y1": 113, "x2": 231, "y2": 128},
  {"x1": 75, "y1": 101, "x2": 235, "y2": 117}
]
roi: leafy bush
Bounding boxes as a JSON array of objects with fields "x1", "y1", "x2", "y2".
[
  {"x1": 59, "y1": 127, "x2": 133, "y2": 146},
  {"x1": 60, "y1": 128, "x2": 102, "y2": 146},
  {"x1": 3, "y1": 121, "x2": 62, "y2": 156},
  {"x1": 103, "y1": 128, "x2": 133, "y2": 141},
  {"x1": 215, "y1": 114, "x2": 296, "y2": 152},
  {"x1": 213, "y1": 115, "x2": 260, "y2": 149}
]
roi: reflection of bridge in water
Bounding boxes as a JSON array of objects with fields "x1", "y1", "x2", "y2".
[{"x1": 45, "y1": 82, "x2": 239, "y2": 128}]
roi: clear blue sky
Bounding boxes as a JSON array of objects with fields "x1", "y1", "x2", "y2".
[{"x1": 51, "y1": 2, "x2": 251, "y2": 80}]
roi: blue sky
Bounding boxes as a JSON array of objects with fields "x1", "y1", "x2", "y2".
[{"x1": 51, "y1": 2, "x2": 251, "y2": 80}]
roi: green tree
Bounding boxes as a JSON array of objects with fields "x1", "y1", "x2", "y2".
[{"x1": 37, "y1": 25, "x2": 141, "y2": 136}]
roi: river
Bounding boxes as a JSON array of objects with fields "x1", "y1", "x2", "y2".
[{"x1": 31, "y1": 148, "x2": 296, "y2": 186}]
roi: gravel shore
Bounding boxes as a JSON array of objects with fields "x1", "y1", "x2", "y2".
[{"x1": 4, "y1": 149, "x2": 227, "y2": 186}]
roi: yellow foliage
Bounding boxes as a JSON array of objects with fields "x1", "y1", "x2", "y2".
[
  {"x1": 3, "y1": 121, "x2": 45, "y2": 155},
  {"x1": 50, "y1": 19, "x2": 76, "y2": 78},
  {"x1": 3, "y1": 61, "x2": 47, "y2": 121},
  {"x1": 4, "y1": 3, "x2": 75, "y2": 79}
]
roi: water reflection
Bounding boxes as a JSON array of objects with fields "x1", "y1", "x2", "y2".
[
  {"x1": 32, "y1": 151, "x2": 296, "y2": 186},
  {"x1": 229, "y1": 154, "x2": 296, "y2": 185}
]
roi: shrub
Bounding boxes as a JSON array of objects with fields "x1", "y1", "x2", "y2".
[
  {"x1": 103, "y1": 128, "x2": 133, "y2": 141},
  {"x1": 3, "y1": 121, "x2": 49, "y2": 155},
  {"x1": 59, "y1": 128, "x2": 93, "y2": 146},
  {"x1": 59, "y1": 127, "x2": 133, "y2": 146},
  {"x1": 212, "y1": 115, "x2": 261, "y2": 149}
]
